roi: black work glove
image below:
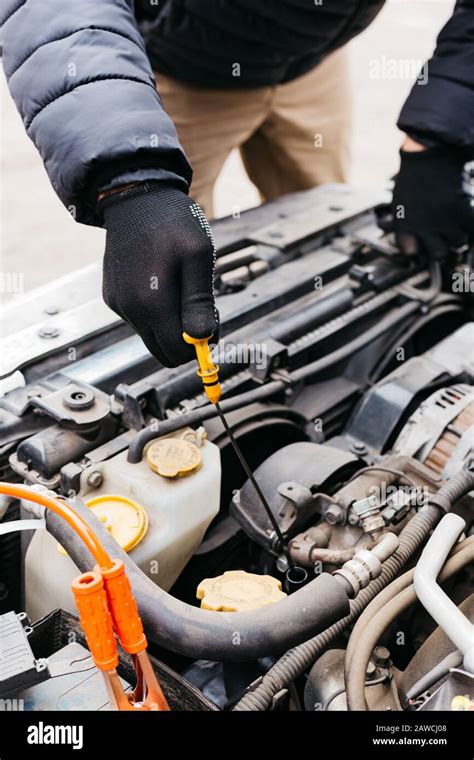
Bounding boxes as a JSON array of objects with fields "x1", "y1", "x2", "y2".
[
  {"x1": 392, "y1": 147, "x2": 474, "y2": 259},
  {"x1": 100, "y1": 183, "x2": 219, "y2": 367}
]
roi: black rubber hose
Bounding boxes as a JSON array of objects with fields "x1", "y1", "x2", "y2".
[
  {"x1": 233, "y1": 468, "x2": 474, "y2": 710},
  {"x1": 46, "y1": 499, "x2": 350, "y2": 662},
  {"x1": 127, "y1": 380, "x2": 285, "y2": 463}
]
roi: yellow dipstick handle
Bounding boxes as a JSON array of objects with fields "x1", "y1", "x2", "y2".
[{"x1": 183, "y1": 332, "x2": 221, "y2": 405}]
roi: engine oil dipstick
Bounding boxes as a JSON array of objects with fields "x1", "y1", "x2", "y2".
[{"x1": 183, "y1": 333, "x2": 297, "y2": 571}]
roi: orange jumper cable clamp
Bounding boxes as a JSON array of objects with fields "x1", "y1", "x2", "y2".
[{"x1": 0, "y1": 482, "x2": 169, "y2": 711}]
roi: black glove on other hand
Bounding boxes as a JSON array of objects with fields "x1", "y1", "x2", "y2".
[{"x1": 392, "y1": 148, "x2": 474, "y2": 260}]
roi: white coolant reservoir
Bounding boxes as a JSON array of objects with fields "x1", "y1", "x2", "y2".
[{"x1": 25, "y1": 428, "x2": 221, "y2": 621}]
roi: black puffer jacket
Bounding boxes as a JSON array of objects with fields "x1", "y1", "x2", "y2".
[{"x1": 1, "y1": 1, "x2": 474, "y2": 226}]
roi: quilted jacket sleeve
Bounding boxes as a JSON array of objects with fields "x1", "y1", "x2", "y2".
[
  {"x1": 398, "y1": 0, "x2": 474, "y2": 155},
  {"x1": 0, "y1": 0, "x2": 192, "y2": 225}
]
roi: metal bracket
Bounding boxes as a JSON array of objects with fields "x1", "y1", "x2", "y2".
[
  {"x1": 248, "y1": 338, "x2": 288, "y2": 384},
  {"x1": 277, "y1": 481, "x2": 314, "y2": 510},
  {"x1": 114, "y1": 383, "x2": 148, "y2": 431},
  {"x1": 30, "y1": 382, "x2": 111, "y2": 430}
]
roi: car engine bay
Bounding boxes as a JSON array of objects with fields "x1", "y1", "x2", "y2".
[{"x1": 1, "y1": 184, "x2": 473, "y2": 712}]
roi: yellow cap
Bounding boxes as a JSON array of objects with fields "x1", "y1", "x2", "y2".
[
  {"x1": 197, "y1": 570, "x2": 287, "y2": 612},
  {"x1": 86, "y1": 494, "x2": 148, "y2": 552},
  {"x1": 58, "y1": 494, "x2": 148, "y2": 555},
  {"x1": 451, "y1": 695, "x2": 474, "y2": 711},
  {"x1": 146, "y1": 437, "x2": 202, "y2": 478}
]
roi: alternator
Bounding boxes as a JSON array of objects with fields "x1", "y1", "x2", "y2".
[{"x1": 393, "y1": 385, "x2": 474, "y2": 478}]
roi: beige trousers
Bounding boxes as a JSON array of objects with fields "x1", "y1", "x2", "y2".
[{"x1": 155, "y1": 48, "x2": 352, "y2": 218}]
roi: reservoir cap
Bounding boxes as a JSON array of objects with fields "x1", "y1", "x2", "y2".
[
  {"x1": 58, "y1": 495, "x2": 148, "y2": 556},
  {"x1": 146, "y1": 438, "x2": 202, "y2": 478},
  {"x1": 197, "y1": 570, "x2": 287, "y2": 612},
  {"x1": 85, "y1": 494, "x2": 148, "y2": 553}
]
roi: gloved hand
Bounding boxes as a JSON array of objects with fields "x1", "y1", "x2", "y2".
[
  {"x1": 100, "y1": 183, "x2": 219, "y2": 367},
  {"x1": 392, "y1": 145, "x2": 474, "y2": 259}
]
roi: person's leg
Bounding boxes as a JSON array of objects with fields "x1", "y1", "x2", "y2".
[
  {"x1": 155, "y1": 72, "x2": 273, "y2": 217},
  {"x1": 240, "y1": 48, "x2": 352, "y2": 202}
]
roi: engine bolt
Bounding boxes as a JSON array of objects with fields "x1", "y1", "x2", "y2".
[
  {"x1": 325, "y1": 504, "x2": 345, "y2": 525},
  {"x1": 87, "y1": 471, "x2": 103, "y2": 488},
  {"x1": 27, "y1": 387, "x2": 42, "y2": 399},
  {"x1": 373, "y1": 646, "x2": 391, "y2": 668},
  {"x1": 276, "y1": 555, "x2": 289, "y2": 573},
  {"x1": 38, "y1": 325, "x2": 60, "y2": 339}
]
